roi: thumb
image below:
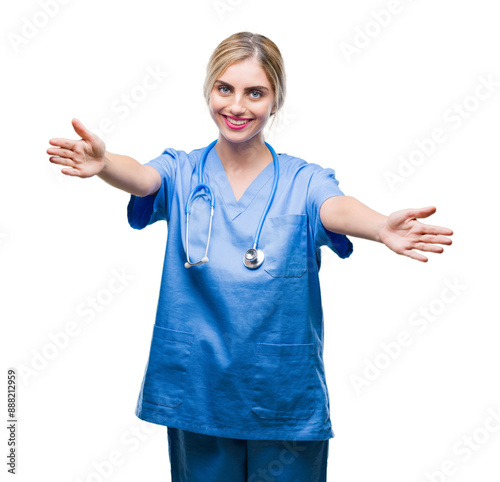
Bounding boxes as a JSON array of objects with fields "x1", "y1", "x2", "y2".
[
  {"x1": 71, "y1": 118, "x2": 96, "y2": 143},
  {"x1": 406, "y1": 206, "x2": 437, "y2": 220}
]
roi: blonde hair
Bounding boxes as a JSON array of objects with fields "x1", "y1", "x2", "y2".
[{"x1": 203, "y1": 32, "x2": 286, "y2": 131}]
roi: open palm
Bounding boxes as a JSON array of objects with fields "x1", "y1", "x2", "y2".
[
  {"x1": 379, "y1": 206, "x2": 453, "y2": 262},
  {"x1": 47, "y1": 118, "x2": 106, "y2": 178}
]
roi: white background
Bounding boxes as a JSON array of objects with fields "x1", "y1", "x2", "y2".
[{"x1": 2, "y1": 0, "x2": 499, "y2": 481}]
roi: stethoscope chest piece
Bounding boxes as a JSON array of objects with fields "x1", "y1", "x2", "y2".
[{"x1": 243, "y1": 248, "x2": 265, "y2": 270}]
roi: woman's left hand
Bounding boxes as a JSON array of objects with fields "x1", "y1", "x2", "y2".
[{"x1": 379, "y1": 206, "x2": 453, "y2": 262}]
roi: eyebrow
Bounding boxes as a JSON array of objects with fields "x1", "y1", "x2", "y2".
[{"x1": 215, "y1": 80, "x2": 269, "y2": 92}]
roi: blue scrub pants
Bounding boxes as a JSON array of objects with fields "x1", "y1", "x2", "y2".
[{"x1": 167, "y1": 427, "x2": 329, "y2": 481}]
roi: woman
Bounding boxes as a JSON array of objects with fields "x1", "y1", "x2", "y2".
[{"x1": 47, "y1": 32, "x2": 452, "y2": 482}]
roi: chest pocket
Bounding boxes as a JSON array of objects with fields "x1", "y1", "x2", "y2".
[{"x1": 263, "y1": 214, "x2": 307, "y2": 278}]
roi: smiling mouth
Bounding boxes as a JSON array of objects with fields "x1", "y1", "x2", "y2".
[{"x1": 223, "y1": 115, "x2": 253, "y2": 126}]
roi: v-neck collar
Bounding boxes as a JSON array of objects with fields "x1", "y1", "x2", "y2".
[{"x1": 205, "y1": 145, "x2": 280, "y2": 221}]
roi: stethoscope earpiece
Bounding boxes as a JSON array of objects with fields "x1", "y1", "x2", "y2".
[{"x1": 184, "y1": 140, "x2": 279, "y2": 270}]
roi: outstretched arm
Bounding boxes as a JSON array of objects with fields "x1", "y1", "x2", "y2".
[{"x1": 319, "y1": 196, "x2": 453, "y2": 262}]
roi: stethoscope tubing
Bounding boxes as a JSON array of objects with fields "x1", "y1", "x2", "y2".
[
  {"x1": 251, "y1": 141, "x2": 279, "y2": 249},
  {"x1": 184, "y1": 139, "x2": 279, "y2": 268}
]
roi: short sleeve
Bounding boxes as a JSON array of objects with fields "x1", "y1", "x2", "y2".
[
  {"x1": 306, "y1": 166, "x2": 353, "y2": 259},
  {"x1": 127, "y1": 148, "x2": 178, "y2": 230}
]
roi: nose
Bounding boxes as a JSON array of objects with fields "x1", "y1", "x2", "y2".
[{"x1": 229, "y1": 93, "x2": 246, "y2": 115}]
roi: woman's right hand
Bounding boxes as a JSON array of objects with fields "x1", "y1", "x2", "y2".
[{"x1": 47, "y1": 118, "x2": 107, "y2": 178}]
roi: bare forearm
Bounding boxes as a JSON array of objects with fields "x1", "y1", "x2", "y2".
[
  {"x1": 320, "y1": 196, "x2": 388, "y2": 242},
  {"x1": 98, "y1": 152, "x2": 159, "y2": 196}
]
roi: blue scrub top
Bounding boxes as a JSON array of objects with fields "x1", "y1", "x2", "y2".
[{"x1": 127, "y1": 142, "x2": 353, "y2": 441}]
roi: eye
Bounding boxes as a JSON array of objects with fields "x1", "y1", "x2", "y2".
[
  {"x1": 250, "y1": 90, "x2": 263, "y2": 99},
  {"x1": 218, "y1": 85, "x2": 231, "y2": 94}
]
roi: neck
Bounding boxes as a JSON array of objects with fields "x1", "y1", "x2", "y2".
[{"x1": 215, "y1": 134, "x2": 272, "y2": 174}]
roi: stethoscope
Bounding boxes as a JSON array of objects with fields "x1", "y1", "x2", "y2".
[{"x1": 184, "y1": 139, "x2": 279, "y2": 270}]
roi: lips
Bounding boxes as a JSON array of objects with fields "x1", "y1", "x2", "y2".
[{"x1": 222, "y1": 114, "x2": 254, "y2": 130}]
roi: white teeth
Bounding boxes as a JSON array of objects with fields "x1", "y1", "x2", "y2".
[{"x1": 225, "y1": 116, "x2": 251, "y2": 125}]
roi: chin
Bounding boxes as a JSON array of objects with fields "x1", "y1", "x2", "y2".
[{"x1": 222, "y1": 130, "x2": 260, "y2": 144}]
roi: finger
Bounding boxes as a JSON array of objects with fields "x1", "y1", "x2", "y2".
[
  {"x1": 406, "y1": 206, "x2": 437, "y2": 220},
  {"x1": 420, "y1": 234, "x2": 453, "y2": 245},
  {"x1": 71, "y1": 118, "x2": 96, "y2": 142},
  {"x1": 61, "y1": 167, "x2": 82, "y2": 177},
  {"x1": 419, "y1": 224, "x2": 454, "y2": 236},
  {"x1": 47, "y1": 147, "x2": 75, "y2": 159},
  {"x1": 403, "y1": 249, "x2": 428, "y2": 262},
  {"x1": 413, "y1": 243, "x2": 444, "y2": 253},
  {"x1": 49, "y1": 138, "x2": 79, "y2": 150},
  {"x1": 48, "y1": 156, "x2": 77, "y2": 167}
]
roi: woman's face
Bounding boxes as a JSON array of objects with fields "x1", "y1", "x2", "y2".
[{"x1": 209, "y1": 57, "x2": 276, "y2": 145}]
